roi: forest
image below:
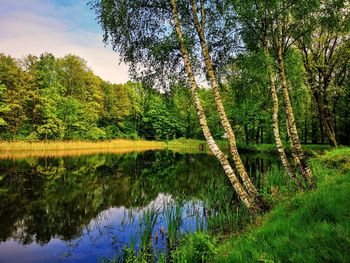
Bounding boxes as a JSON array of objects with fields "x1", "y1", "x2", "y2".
[
  {"x1": 0, "y1": 47, "x2": 349, "y2": 145},
  {"x1": 0, "y1": 0, "x2": 349, "y2": 262}
]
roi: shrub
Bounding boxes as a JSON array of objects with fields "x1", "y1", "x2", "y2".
[{"x1": 172, "y1": 231, "x2": 217, "y2": 262}]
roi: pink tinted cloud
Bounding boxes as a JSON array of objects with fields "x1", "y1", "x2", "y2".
[{"x1": 0, "y1": 1, "x2": 129, "y2": 84}]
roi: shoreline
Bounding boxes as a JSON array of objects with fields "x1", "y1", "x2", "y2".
[
  {"x1": 0, "y1": 138, "x2": 334, "y2": 159},
  {"x1": 169, "y1": 147, "x2": 350, "y2": 262}
]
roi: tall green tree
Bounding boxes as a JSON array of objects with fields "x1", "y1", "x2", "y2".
[
  {"x1": 0, "y1": 84, "x2": 10, "y2": 129},
  {"x1": 297, "y1": 0, "x2": 350, "y2": 147},
  {"x1": 0, "y1": 53, "x2": 29, "y2": 138},
  {"x1": 29, "y1": 53, "x2": 64, "y2": 139}
]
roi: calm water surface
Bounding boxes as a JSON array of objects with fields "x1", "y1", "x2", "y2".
[{"x1": 0, "y1": 150, "x2": 279, "y2": 262}]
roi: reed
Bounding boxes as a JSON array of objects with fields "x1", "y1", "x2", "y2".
[
  {"x1": 164, "y1": 200, "x2": 184, "y2": 250},
  {"x1": 199, "y1": 174, "x2": 255, "y2": 235},
  {"x1": 0, "y1": 139, "x2": 165, "y2": 159},
  {"x1": 138, "y1": 206, "x2": 160, "y2": 249}
]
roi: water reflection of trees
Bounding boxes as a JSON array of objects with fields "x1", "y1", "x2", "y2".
[{"x1": 0, "y1": 151, "x2": 276, "y2": 245}]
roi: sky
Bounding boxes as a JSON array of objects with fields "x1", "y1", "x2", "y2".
[{"x1": 0, "y1": 0, "x2": 130, "y2": 84}]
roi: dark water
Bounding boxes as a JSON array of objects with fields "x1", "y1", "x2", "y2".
[{"x1": 0, "y1": 150, "x2": 278, "y2": 262}]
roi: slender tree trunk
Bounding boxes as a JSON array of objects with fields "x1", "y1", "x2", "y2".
[
  {"x1": 190, "y1": 1, "x2": 263, "y2": 206},
  {"x1": 286, "y1": 115, "x2": 310, "y2": 186},
  {"x1": 250, "y1": 128, "x2": 254, "y2": 142},
  {"x1": 320, "y1": 116, "x2": 324, "y2": 144},
  {"x1": 170, "y1": 0, "x2": 256, "y2": 211},
  {"x1": 277, "y1": 45, "x2": 316, "y2": 189},
  {"x1": 264, "y1": 45, "x2": 303, "y2": 189},
  {"x1": 333, "y1": 97, "x2": 337, "y2": 142},
  {"x1": 304, "y1": 116, "x2": 307, "y2": 144},
  {"x1": 314, "y1": 92, "x2": 337, "y2": 147},
  {"x1": 344, "y1": 100, "x2": 350, "y2": 144},
  {"x1": 244, "y1": 124, "x2": 249, "y2": 146},
  {"x1": 312, "y1": 104, "x2": 318, "y2": 144},
  {"x1": 255, "y1": 126, "x2": 260, "y2": 144}
]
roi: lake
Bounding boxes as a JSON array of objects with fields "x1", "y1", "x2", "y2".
[{"x1": 0, "y1": 150, "x2": 280, "y2": 262}]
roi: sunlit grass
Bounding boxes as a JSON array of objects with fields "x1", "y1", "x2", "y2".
[
  {"x1": 166, "y1": 138, "x2": 209, "y2": 153},
  {"x1": 166, "y1": 138, "x2": 229, "y2": 154},
  {"x1": 0, "y1": 139, "x2": 165, "y2": 159},
  {"x1": 213, "y1": 147, "x2": 350, "y2": 263},
  {"x1": 167, "y1": 138, "x2": 331, "y2": 155},
  {"x1": 321, "y1": 146, "x2": 350, "y2": 157},
  {"x1": 237, "y1": 142, "x2": 331, "y2": 155}
]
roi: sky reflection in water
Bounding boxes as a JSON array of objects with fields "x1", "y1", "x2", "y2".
[{"x1": 0, "y1": 150, "x2": 277, "y2": 262}]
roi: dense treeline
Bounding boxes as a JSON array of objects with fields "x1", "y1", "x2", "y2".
[
  {"x1": 0, "y1": 53, "x2": 198, "y2": 140},
  {"x1": 226, "y1": 49, "x2": 350, "y2": 146},
  {"x1": 0, "y1": 51, "x2": 349, "y2": 144}
]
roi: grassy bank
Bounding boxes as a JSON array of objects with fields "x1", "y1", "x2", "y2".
[
  {"x1": 171, "y1": 147, "x2": 350, "y2": 262},
  {"x1": 166, "y1": 138, "x2": 331, "y2": 155},
  {"x1": 166, "y1": 138, "x2": 212, "y2": 153},
  {"x1": 237, "y1": 142, "x2": 332, "y2": 156}
]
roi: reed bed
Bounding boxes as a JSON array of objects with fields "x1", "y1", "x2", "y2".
[{"x1": 0, "y1": 139, "x2": 165, "y2": 159}]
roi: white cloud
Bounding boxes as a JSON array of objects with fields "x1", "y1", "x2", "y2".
[{"x1": 0, "y1": 0, "x2": 130, "y2": 84}]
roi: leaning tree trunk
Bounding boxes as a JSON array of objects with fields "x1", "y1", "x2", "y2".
[
  {"x1": 277, "y1": 44, "x2": 316, "y2": 189},
  {"x1": 264, "y1": 44, "x2": 303, "y2": 189},
  {"x1": 190, "y1": 0, "x2": 262, "y2": 206},
  {"x1": 313, "y1": 91, "x2": 337, "y2": 147},
  {"x1": 299, "y1": 45, "x2": 338, "y2": 148},
  {"x1": 170, "y1": 0, "x2": 256, "y2": 211},
  {"x1": 285, "y1": 114, "x2": 310, "y2": 187}
]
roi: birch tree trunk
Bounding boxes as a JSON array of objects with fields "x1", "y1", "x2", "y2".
[
  {"x1": 277, "y1": 44, "x2": 317, "y2": 189},
  {"x1": 264, "y1": 44, "x2": 303, "y2": 189},
  {"x1": 285, "y1": 113, "x2": 310, "y2": 187},
  {"x1": 170, "y1": 0, "x2": 256, "y2": 211},
  {"x1": 190, "y1": 1, "x2": 262, "y2": 205}
]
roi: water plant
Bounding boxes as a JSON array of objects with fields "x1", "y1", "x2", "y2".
[
  {"x1": 163, "y1": 199, "x2": 184, "y2": 250},
  {"x1": 139, "y1": 206, "x2": 161, "y2": 249}
]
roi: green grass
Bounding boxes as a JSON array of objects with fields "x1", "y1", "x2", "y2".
[
  {"x1": 166, "y1": 138, "x2": 332, "y2": 155},
  {"x1": 171, "y1": 231, "x2": 218, "y2": 262},
  {"x1": 212, "y1": 147, "x2": 350, "y2": 263},
  {"x1": 166, "y1": 138, "x2": 208, "y2": 153},
  {"x1": 166, "y1": 138, "x2": 230, "y2": 153},
  {"x1": 317, "y1": 147, "x2": 350, "y2": 175},
  {"x1": 237, "y1": 142, "x2": 331, "y2": 156}
]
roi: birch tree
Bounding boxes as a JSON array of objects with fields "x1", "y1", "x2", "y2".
[
  {"x1": 268, "y1": 0, "x2": 318, "y2": 188},
  {"x1": 232, "y1": 0, "x2": 308, "y2": 189},
  {"x1": 91, "y1": 0, "x2": 261, "y2": 211}
]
